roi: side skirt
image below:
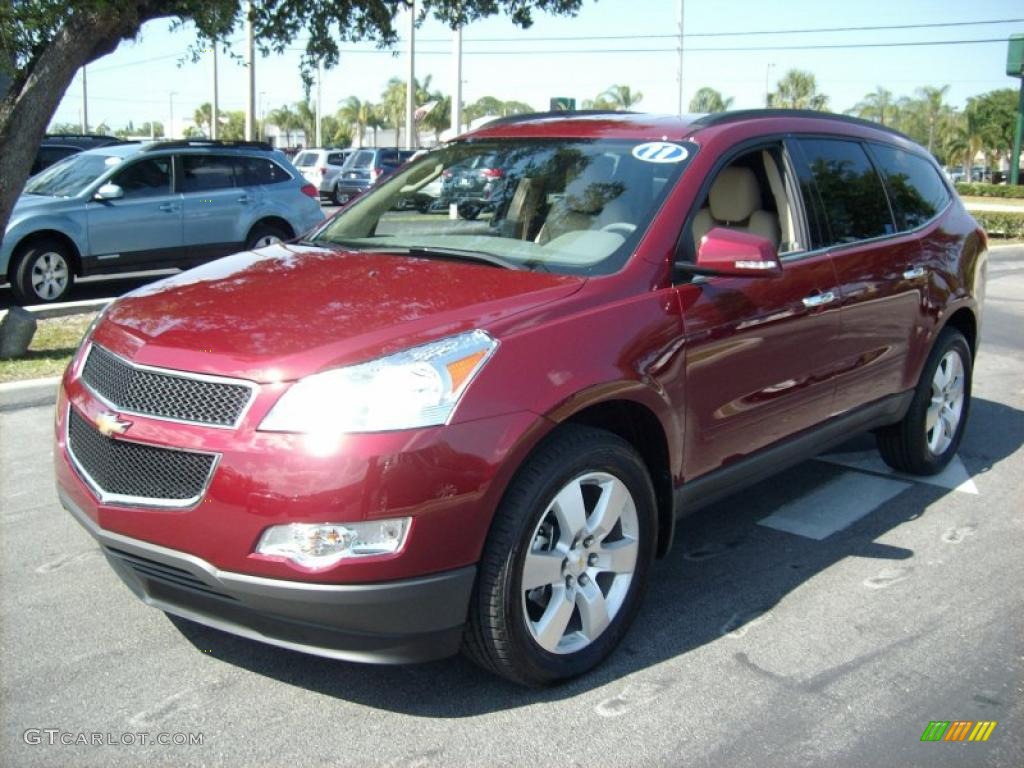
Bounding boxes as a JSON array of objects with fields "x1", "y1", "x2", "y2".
[{"x1": 673, "y1": 391, "x2": 914, "y2": 518}]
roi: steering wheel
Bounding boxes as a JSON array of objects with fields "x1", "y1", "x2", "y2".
[{"x1": 600, "y1": 222, "x2": 637, "y2": 236}]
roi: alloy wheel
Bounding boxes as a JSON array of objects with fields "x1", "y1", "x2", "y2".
[
  {"x1": 926, "y1": 349, "x2": 965, "y2": 455},
  {"x1": 30, "y1": 251, "x2": 70, "y2": 301},
  {"x1": 521, "y1": 471, "x2": 639, "y2": 655}
]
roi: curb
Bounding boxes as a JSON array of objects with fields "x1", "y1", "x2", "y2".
[
  {"x1": 0, "y1": 297, "x2": 110, "y2": 323},
  {"x1": 0, "y1": 376, "x2": 61, "y2": 412}
]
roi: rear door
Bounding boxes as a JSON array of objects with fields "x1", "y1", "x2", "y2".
[
  {"x1": 85, "y1": 155, "x2": 183, "y2": 270},
  {"x1": 791, "y1": 137, "x2": 922, "y2": 415},
  {"x1": 679, "y1": 142, "x2": 841, "y2": 479},
  {"x1": 179, "y1": 153, "x2": 250, "y2": 261}
]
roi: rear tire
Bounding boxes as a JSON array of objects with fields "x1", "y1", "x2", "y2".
[
  {"x1": 463, "y1": 425, "x2": 656, "y2": 687},
  {"x1": 11, "y1": 237, "x2": 74, "y2": 304},
  {"x1": 876, "y1": 328, "x2": 972, "y2": 475}
]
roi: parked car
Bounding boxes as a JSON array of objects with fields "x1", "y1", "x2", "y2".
[
  {"x1": 3, "y1": 139, "x2": 324, "y2": 303},
  {"x1": 31, "y1": 134, "x2": 129, "y2": 176},
  {"x1": 331, "y1": 147, "x2": 416, "y2": 206},
  {"x1": 55, "y1": 110, "x2": 986, "y2": 686},
  {"x1": 292, "y1": 148, "x2": 355, "y2": 204},
  {"x1": 438, "y1": 152, "x2": 508, "y2": 219}
]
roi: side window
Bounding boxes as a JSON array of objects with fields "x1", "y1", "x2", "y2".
[
  {"x1": 378, "y1": 150, "x2": 398, "y2": 166},
  {"x1": 869, "y1": 144, "x2": 950, "y2": 230},
  {"x1": 111, "y1": 158, "x2": 172, "y2": 198},
  {"x1": 182, "y1": 154, "x2": 237, "y2": 192},
  {"x1": 327, "y1": 152, "x2": 346, "y2": 166},
  {"x1": 795, "y1": 138, "x2": 894, "y2": 246},
  {"x1": 239, "y1": 157, "x2": 290, "y2": 186}
]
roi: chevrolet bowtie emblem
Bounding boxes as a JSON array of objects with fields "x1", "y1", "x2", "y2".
[{"x1": 95, "y1": 411, "x2": 132, "y2": 437}]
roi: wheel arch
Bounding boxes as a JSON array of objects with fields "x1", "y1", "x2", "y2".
[
  {"x1": 9, "y1": 229, "x2": 83, "y2": 281},
  {"x1": 246, "y1": 216, "x2": 295, "y2": 243},
  {"x1": 941, "y1": 305, "x2": 978, "y2": 359}
]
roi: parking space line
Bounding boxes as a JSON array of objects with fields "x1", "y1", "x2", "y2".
[
  {"x1": 817, "y1": 451, "x2": 979, "y2": 494},
  {"x1": 758, "y1": 471, "x2": 912, "y2": 540}
]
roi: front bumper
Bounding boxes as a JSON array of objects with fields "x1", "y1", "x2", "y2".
[{"x1": 61, "y1": 488, "x2": 476, "y2": 663}]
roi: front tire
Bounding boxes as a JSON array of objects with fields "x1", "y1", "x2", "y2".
[
  {"x1": 463, "y1": 425, "x2": 657, "y2": 686},
  {"x1": 245, "y1": 222, "x2": 290, "y2": 250},
  {"x1": 11, "y1": 238, "x2": 74, "y2": 304},
  {"x1": 876, "y1": 328, "x2": 972, "y2": 475}
]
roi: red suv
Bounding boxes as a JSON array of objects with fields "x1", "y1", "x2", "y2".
[{"x1": 55, "y1": 110, "x2": 987, "y2": 686}]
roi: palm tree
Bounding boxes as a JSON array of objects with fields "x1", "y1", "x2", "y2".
[
  {"x1": 771, "y1": 70, "x2": 829, "y2": 111},
  {"x1": 916, "y1": 85, "x2": 951, "y2": 154},
  {"x1": 293, "y1": 100, "x2": 317, "y2": 147},
  {"x1": 380, "y1": 77, "x2": 408, "y2": 148},
  {"x1": 365, "y1": 104, "x2": 386, "y2": 147},
  {"x1": 598, "y1": 84, "x2": 643, "y2": 111},
  {"x1": 193, "y1": 103, "x2": 213, "y2": 136},
  {"x1": 850, "y1": 87, "x2": 897, "y2": 126},
  {"x1": 266, "y1": 105, "x2": 299, "y2": 147},
  {"x1": 688, "y1": 87, "x2": 734, "y2": 113},
  {"x1": 338, "y1": 96, "x2": 373, "y2": 147}
]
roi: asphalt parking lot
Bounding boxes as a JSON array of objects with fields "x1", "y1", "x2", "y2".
[{"x1": 1, "y1": 246, "x2": 1022, "y2": 767}]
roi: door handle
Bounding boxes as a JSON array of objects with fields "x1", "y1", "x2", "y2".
[
  {"x1": 802, "y1": 291, "x2": 837, "y2": 309},
  {"x1": 237, "y1": 195, "x2": 252, "y2": 204},
  {"x1": 158, "y1": 202, "x2": 178, "y2": 213},
  {"x1": 902, "y1": 266, "x2": 926, "y2": 280}
]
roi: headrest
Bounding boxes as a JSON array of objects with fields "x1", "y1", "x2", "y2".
[
  {"x1": 564, "y1": 155, "x2": 622, "y2": 215},
  {"x1": 709, "y1": 166, "x2": 761, "y2": 223}
]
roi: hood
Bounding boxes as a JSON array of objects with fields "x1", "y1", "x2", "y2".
[
  {"x1": 10, "y1": 194, "x2": 76, "y2": 218},
  {"x1": 93, "y1": 243, "x2": 584, "y2": 382}
]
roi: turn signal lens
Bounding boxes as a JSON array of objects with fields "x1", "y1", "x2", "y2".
[{"x1": 256, "y1": 519, "x2": 411, "y2": 569}]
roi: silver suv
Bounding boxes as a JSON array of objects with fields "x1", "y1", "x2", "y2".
[{"x1": 292, "y1": 148, "x2": 354, "y2": 205}]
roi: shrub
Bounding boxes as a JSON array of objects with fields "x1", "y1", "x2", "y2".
[
  {"x1": 955, "y1": 182, "x2": 1024, "y2": 199},
  {"x1": 973, "y1": 210, "x2": 1024, "y2": 238}
]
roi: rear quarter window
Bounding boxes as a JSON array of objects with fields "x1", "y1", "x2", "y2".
[
  {"x1": 294, "y1": 152, "x2": 317, "y2": 168},
  {"x1": 239, "y1": 157, "x2": 292, "y2": 186},
  {"x1": 795, "y1": 138, "x2": 895, "y2": 246},
  {"x1": 869, "y1": 144, "x2": 950, "y2": 230}
]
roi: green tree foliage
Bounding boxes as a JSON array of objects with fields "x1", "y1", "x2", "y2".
[
  {"x1": 688, "y1": 87, "x2": 733, "y2": 113},
  {"x1": 0, "y1": 0, "x2": 585, "y2": 234},
  {"x1": 771, "y1": 69, "x2": 829, "y2": 111},
  {"x1": 849, "y1": 86, "x2": 897, "y2": 126}
]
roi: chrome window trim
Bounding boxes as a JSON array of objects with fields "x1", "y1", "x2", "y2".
[
  {"x1": 80, "y1": 343, "x2": 258, "y2": 429},
  {"x1": 65, "y1": 404, "x2": 221, "y2": 510}
]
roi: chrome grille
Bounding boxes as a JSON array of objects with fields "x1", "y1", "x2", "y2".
[
  {"x1": 82, "y1": 344, "x2": 253, "y2": 427},
  {"x1": 67, "y1": 408, "x2": 217, "y2": 506}
]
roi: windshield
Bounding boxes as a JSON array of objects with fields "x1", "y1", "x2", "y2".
[
  {"x1": 294, "y1": 152, "x2": 317, "y2": 167},
  {"x1": 24, "y1": 152, "x2": 120, "y2": 197},
  {"x1": 310, "y1": 138, "x2": 694, "y2": 276}
]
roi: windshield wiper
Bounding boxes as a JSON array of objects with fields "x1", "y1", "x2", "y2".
[{"x1": 369, "y1": 245, "x2": 519, "y2": 270}]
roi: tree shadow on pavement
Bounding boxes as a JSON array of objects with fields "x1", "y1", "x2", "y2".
[{"x1": 169, "y1": 396, "x2": 1022, "y2": 716}]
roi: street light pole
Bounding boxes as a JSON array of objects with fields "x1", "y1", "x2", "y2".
[
  {"x1": 211, "y1": 41, "x2": 219, "y2": 140},
  {"x1": 676, "y1": 0, "x2": 685, "y2": 116},
  {"x1": 168, "y1": 91, "x2": 176, "y2": 139},
  {"x1": 405, "y1": 0, "x2": 415, "y2": 150},
  {"x1": 81, "y1": 66, "x2": 89, "y2": 133},
  {"x1": 765, "y1": 62, "x2": 775, "y2": 108},
  {"x1": 245, "y1": 0, "x2": 256, "y2": 141},
  {"x1": 316, "y1": 63, "x2": 323, "y2": 147},
  {"x1": 451, "y1": 26, "x2": 463, "y2": 137}
]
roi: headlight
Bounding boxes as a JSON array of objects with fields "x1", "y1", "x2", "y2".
[
  {"x1": 259, "y1": 329, "x2": 496, "y2": 433},
  {"x1": 256, "y1": 519, "x2": 410, "y2": 569}
]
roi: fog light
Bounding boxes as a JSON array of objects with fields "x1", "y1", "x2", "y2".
[{"x1": 256, "y1": 519, "x2": 410, "y2": 569}]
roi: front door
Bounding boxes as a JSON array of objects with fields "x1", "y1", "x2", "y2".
[
  {"x1": 180, "y1": 154, "x2": 250, "y2": 262},
  {"x1": 677, "y1": 143, "x2": 841, "y2": 480},
  {"x1": 86, "y1": 156, "x2": 182, "y2": 271}
]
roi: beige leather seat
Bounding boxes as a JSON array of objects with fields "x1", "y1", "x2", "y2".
[
  {"x1": 691, "y1": 166, "x2": 780, "y2": 252},
  {"x1": 536, "y1": 156, "x2": 628, "y2": 244}
]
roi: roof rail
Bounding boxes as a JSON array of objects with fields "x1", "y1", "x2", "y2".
[
  {"x1": 44, "y1": 133, "x2": 128, "y2": 142},
  {"x1": 475, "y1": 109, "x2": 635, "y2": 129},
  {"x1": 689, "y1": 109, "x2": 911, "y2": 140},
  {"x1": 140, "y1": 139, "x2": 275, "y2": 152}
]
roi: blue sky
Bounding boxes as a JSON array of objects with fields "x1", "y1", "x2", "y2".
[{"x1": 52, "y1": 0, "x2": 1023, "y2": 132}]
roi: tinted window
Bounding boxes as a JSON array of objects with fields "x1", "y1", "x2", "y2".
[
  {"x1": 240, "y1": 157, "x2": 290, "y2": 185},
  {"x1": 797, "y1": 139, "x2": 894, "y2": 246},
  {"x1": 112, "y1": 158, "x2": 172, "y2": 198},
  {"x1": 34, "y1": 146, "x2": 78, "y2": 174},
  {"x1": 182, "y1": 155, "x2": 236, "y2": 192},
  {"x1": 327, "y1": 152, "x2": 346, "y2": 166},
  {"x1": 870, "y1": 144, "x2": 950, "y2": 230},
  {"x1": 378, "y1": 150, "x2": 399, "y2": 165},
  {"x1": 350, "y1": 150, "x2": 375, "y2": 169}
]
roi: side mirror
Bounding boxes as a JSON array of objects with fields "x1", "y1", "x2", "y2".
[
  {"x1": 683, "y1": 227, "x2": 783, "y2": 278},
  {"x1": 94, "y1": 183, "x2": 124, "y2": 201}
]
